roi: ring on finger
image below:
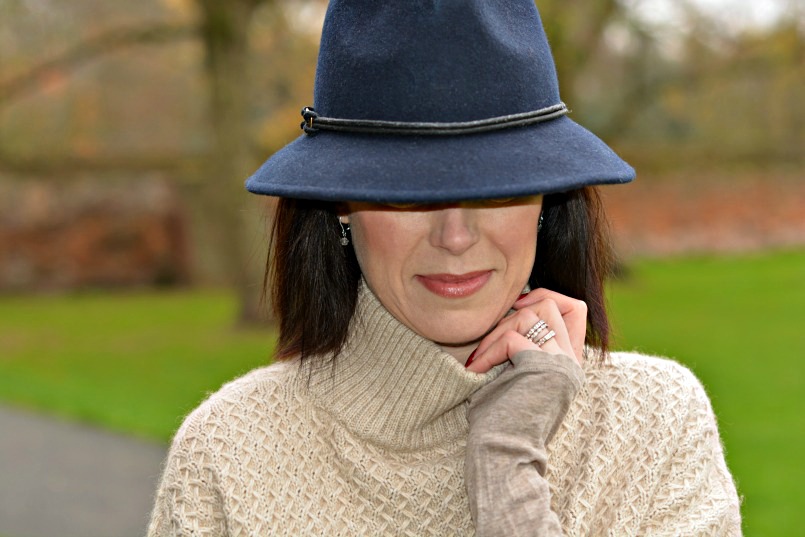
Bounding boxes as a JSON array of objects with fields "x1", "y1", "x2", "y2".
[
  {"x1": 534, "y1": 330, "x2": 556, "y2": 347},
  {"x1": 525, "y1": 320, "x2": 548, "y2": 342}
]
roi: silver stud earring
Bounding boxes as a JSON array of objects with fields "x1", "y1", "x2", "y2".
[
  {"x1": 339, "y1": 218, "x2": 350, "y2": 246},
  {"x1": 538, "y1": 213, "x2": 544, "y2": 232}
]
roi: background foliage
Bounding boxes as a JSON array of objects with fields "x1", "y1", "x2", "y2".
[
  {"x1": 1, "y1": 1, "x2": 801, "y2": 311},
  {"x1": 0, "y1": 1, "x2": 802, "y2": 536}
]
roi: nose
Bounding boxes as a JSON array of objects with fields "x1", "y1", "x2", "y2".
[{"x1": 429, "y1": 206, "x2": 479, "y2": 255}]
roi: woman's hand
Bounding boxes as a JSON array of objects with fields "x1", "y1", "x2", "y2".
[
  {"x1": 464, "y1": 288, "x2": 588, "y2": 535},
  {"x1": 465, "y1": 288, "x2": 587, "y2": 373}
]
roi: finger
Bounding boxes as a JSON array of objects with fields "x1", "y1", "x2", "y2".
[
  {"x1": 514, "y1": 289, "x2": 587, "y2": 360},
  {"x1": 520, "y1": 298, "x2": 575, "y2": 360},
  {"x1": 466, "y1": 330, "x2": 538, "y2": 373},
  {"x1": 474, "y1": 298, "x2": 574, "y2": 361},
  {"x1": 529, "y1": 325, "x2": 565, "y2": 356},
  {"x1": 501, "y1": 297, "x2": 575, "y2": 360},
  {"x1": 468, "y1": 300, "x2": 577, "y2": 372},
  {"x1": 472, "y1": 307, "x2": 540, "y2": 359}
]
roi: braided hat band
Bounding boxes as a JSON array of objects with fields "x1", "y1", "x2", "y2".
[{"x1": 301, "y1": 103, "x2": 569, "y2": 136}]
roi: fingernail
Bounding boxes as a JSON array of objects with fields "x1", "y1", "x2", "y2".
[{"x1": 465, "y1": 348, "x2": 477, "y2": 368}]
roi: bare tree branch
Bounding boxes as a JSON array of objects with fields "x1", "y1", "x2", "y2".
[
  {"x1": 0, "y1": 22, "x2": 197, "y2": 106},
  {"x1": 0, "y1": 150, "x2": 207, "y2": 180}
]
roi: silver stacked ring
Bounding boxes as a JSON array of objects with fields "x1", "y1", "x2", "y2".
[
  {"x1": 525, "y1": 320, "x2": 548, "y2": 342},
  {"x1": 534, "y1": 330, "x2": 557, "y2": 347}
]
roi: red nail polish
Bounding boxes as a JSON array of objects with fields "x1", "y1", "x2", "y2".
[
  {"x1": 465, "y1": 348, "x2": 477, "y2": 367},
  {"x1": 517, "y1": 293, "x2": 529, "y2": 300}
]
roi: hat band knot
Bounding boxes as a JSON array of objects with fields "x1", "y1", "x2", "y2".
[{"x1": 301, "y1": 103, "x2": 569, "y2": 136}]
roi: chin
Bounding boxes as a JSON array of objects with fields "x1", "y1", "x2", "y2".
[
  {"x1": 407, "y1": 302, "x2": 505, "y2": 346},
  {"x1": 420, "y1": 322, "x2": 492, "y2": 347}
]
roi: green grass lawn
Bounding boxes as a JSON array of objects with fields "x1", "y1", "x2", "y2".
[
  {"x1": 0, "y1": 249, "x2": 802, "y2": 535},
  {"x1": 607, "y1": 249, "x2": 804, "y2": 537},
  {"x1": 0, "y1": 289, "x2": 275, "y2": 442}
]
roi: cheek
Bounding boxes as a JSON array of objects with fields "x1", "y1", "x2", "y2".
[
  {"x1": 349, "y1": 214, "x2": 410, "y2": 286},
  {"x1": 497, "y1": 210, "x2": 540, "y2": 274},
  {"x1": 349, "y1": 220, "x2": 378, "y2": 277},
  {"x1": 510, "y1": 236, "x2": 538, "y2": 281}
]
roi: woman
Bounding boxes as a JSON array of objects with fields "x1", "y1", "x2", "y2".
[{"x1": 149, "y1": 1, "x2": 741, "y2": 535}]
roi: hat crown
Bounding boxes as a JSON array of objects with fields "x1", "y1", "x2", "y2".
[{"x1": 314, "y1": 0, "x2": 561, "y2": 123}]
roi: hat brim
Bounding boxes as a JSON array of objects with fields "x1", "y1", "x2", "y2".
[{"x1": 246, "y1": 115, "x2": 635, "y2": 203}]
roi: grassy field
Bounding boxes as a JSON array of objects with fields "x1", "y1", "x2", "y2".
[
  {"x1": 1, "y1": 249, "x2": 802, "y2": 535},
  {"x1": 607, "y1": 249, "x2": 804, "y2": 537},
  {"x1": 0, "y1": 290, "x2": 275, "y2": 442}
]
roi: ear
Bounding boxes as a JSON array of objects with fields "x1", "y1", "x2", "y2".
[{"x1": 335, "y1": 203, "x2": 351, "y2": 224}]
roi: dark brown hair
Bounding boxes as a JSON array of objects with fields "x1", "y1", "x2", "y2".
[
  {"x1": 267, "y1": 187, "x2": 614, "y2": 361},
  {"x1": 531, "y1": 187, "x2": 614, "y2": 354}
]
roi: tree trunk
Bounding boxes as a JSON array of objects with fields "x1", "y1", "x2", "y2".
[{"x1": 197, "y1": 0, "x2": 269, "y2": 325}]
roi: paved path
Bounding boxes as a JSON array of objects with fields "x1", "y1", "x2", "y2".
[{"x1": 0, "y1": 406, "x2": 166, "y2": 537}]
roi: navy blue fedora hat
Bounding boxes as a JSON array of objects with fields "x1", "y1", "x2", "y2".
[{"x1": 246, "y1": 0, "x2": 635, "y2": 203}]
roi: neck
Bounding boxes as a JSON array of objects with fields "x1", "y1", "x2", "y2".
[
  {"x1": 438, "y1": 342, "x2": 477, "y2": 365},
  {"x1": 303, "y1": 282, "x2": 503, "y2": 450}
]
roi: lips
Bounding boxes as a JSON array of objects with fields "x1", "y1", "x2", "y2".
[{"x1": 416, "y1": 270, "x2": 492, "y2": 298}]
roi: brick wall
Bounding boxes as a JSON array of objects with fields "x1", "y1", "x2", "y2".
[{"x1": 0, "y1": 177, "x2": 190, "y2": 292}]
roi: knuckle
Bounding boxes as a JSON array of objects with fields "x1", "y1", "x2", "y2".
[
  {"x1": 542, "y1": 298, "x2": 558, "y2": 311},
  {"x1": 502, "y1": 329, "x2": 521, "y2": 341},
  {"x1": 518, "y1": 308, "x2": 539, "y2": 324},
  {"x1": 502, "y1": 330, "x2": 526, "y2": 348}
]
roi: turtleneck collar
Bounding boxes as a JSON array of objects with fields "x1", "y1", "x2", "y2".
[{"x1": 304, "y1": 282, "x2": 501, "y2": 451}]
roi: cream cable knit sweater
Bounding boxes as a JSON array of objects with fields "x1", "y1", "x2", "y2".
[{"x1": 148, "y1": 287, "x2": 742, "y2": 536}]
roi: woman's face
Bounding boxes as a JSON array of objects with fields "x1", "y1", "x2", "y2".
[{"x1": 344, "y1": 197, "x2": 542, "y2": 357}]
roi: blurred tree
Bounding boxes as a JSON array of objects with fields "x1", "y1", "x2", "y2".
[
  {"x1": 615, "y1": 14, "x2": 804, "y2": 168},
  {"x1": 0, "y1": 20, "x2": 201, "y2": 172},
  {"x1": 0, "y1": 0, "x2": 800, "y2": 316},
  {"x1": 539, "y1": 0, "x2": 626, "y2": 101},
  {"x1": 536, "y1": 0, "x2": 803, "y2": 168},
  {"x1": 195, "y1": 0, "x2": 268, "y2": 323},
  {"x1": 536, "y1": 0, "x2": 662, "y2": 140},
  {"x1": 0, "y1": 0, "x2": 321, "y2": 323}
]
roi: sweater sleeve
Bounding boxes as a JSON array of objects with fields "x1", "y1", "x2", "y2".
[
  {"x1": 640, "y1": 367, "x2": 743, "y2": 536},
  {"x1": 465, "y1": 350, "x2": 584, "y2": 537},
  {"x1": 147, "y1": 415, "x2": 228, "y2": 537}
]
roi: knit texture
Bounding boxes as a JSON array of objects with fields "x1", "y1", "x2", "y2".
[
  {"x1": 466, "y1": 350, "x2": 585, "y2": 535},
  {"x1": 148, "y1": 287, "x2": 742, "y2": 536}
]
